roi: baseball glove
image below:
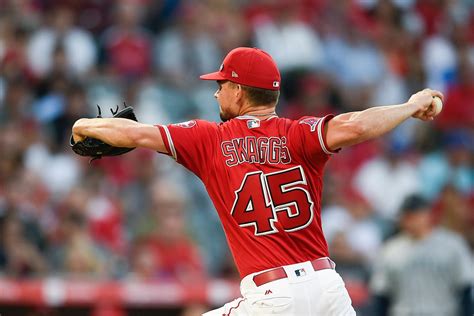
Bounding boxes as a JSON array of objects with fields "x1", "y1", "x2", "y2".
[{"x1": 70, "y1": 103, "x2": 138, "y2": 161}]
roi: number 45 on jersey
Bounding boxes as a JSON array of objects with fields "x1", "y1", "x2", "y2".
[{"x1": 231, "y1": 166, "x2": 315, "y2": 236}]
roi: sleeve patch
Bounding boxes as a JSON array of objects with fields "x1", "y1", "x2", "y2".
[
  {"x1": 299, "y1": 117, "x2": 321, "y2": 132},
  {"x1": 172, "y1": 120, "x2": 197, "y2": 128}
]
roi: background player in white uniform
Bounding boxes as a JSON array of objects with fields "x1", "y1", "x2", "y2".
[{"x1": 371, "y1": 194, "x2": 473, "y2": 316}]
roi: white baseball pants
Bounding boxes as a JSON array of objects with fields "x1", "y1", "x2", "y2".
[{"x1": 203, "y1": 259, "x2": 356, "y2": 315}]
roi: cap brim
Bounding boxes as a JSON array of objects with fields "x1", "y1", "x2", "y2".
[{"x1": 199, "y1": 71, "x2": 226, "y2": 81}]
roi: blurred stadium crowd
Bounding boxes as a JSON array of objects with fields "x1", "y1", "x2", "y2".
[{"x1": 0, "y1": 0, "x2": 473, "y2": 314}]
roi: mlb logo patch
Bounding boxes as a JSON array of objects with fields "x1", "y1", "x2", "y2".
[
  {"x1": 295, "y1": 268, "x2": 306, "y2": 277},
  {"x1": 247, "y1": 119, "x2": 260, "y2": 129},
  {"x1": 299, "y1": 117, "x2": 320, "y2": 132}
]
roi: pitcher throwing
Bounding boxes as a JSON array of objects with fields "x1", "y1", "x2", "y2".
[{"x1": 72, "y1": 47, "x2": 443, "y2": 315}]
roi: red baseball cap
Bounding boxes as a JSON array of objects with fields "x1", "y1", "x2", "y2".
[{"x1": 200, "y1": 47, "x2": 281, "y2": 91}]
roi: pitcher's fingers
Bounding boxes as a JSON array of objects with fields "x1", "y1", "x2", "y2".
[
  {"x1": 431, "y1": 90, "x2": 444, "y2": 102},
  {"x1": 423, "y1": 112, "x2": 435, "y2": 121},
  {"x1": 426, "y1": 105, "x2": 436, "y2": 117},
  {"x1": 73, "y1": 133, "x2": 85, "y2": 143}
]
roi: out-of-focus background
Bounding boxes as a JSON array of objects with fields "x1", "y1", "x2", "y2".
[{"x1": 0, "y1": 0, "x2": 472, "y2": 315}]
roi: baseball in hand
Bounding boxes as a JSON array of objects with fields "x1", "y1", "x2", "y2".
[{"x1": 431, "y1": 96, "x2": 443, "y2": 116}]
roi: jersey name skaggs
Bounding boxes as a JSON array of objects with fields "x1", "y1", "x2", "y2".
[{"x1": 221, "y1": 136, "x2": 292, "y2": 167}]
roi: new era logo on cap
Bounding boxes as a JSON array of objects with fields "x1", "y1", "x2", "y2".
[{"x1": 199, "y1": 47, "x2": 281, "y2": 91}]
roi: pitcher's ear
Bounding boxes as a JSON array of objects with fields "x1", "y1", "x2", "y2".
[{"x1": 235, "y1": 84, "x2": 243, "y2": 97}]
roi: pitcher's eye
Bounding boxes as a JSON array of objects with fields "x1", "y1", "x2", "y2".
[{"x1": 217, "y1": 80, "x2": 227, "y2": 91}]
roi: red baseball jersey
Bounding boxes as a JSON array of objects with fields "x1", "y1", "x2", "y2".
[{"x1": 157, "y1": 114, "x2": 338, "y2": 278}]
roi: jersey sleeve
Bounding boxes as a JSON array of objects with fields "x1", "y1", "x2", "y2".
[
  {"x1": 156, "y1": 119, "x2": 218, "y2": 180},
  {"x1": 290, "y1": 115, "x2": 340, "y2": 165}
]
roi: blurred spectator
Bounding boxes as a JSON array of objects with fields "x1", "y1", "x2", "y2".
[
  {"x1": 371, "y1": 194, "x2": 473, "y2": 316},
  {"x1": 249, "y1": 1, "x2": 326, "y2": 102},
  {"x1": 128, "y1": 239, "x2": 157, "y2": 281},
  {"x1": 30, "y1": 75, "x2": 70, "y2": 126},
  {"x1": 0, "y1": 78, "x2": 32, "y2": 124},
  {"x1": 370, "y1": 4, "x2": 412, "y2": 106},
  {"x1": 322, "y1": 19, "x2": 385, "y2": 110},
  {"x1": 415, "y1": 0, "x2": 450, "y2": 36},
  {"x1": 131, "y1": 180, "x2": 206, "y2": 283},
  {"x1": 252, "y1": 1, "x2": 325, "y2": 73},
  {"x1": 154, "y1": 3, "x2": 221, "y2": 88},
  {"x1": 0, "y1": 19, "x2": 33, "y2": 83},
  {"x1": 1, "y1": 169, "x2": 51, "y2": 247},
  {"x1": 0, "y1": 0, "x2": 42, "y2": 30},
  {"x1": 101, "y1": 2, "x2": 152, "y2": 79},
  {"x1": 142, "y1": 0, "x2": 183, "y2": 33},
  {"x1": 325, "y1": 139, "x2": 381, "y2": 185},
  {"x1": 85, "y1": 191, "x2": 125, "y2": 255},
  {"x1": 282, "y1": 73, "x2": 336, "y2": 119},
  {"x1": 353, "y1": 139, "x2": 420, "y2": 225},
  {"x1": 421, "y1": 33, "x2": 457, "y2": 93},
  {"x1": 26, "y1": 6, "x2": 97, "y2": 79},
  {"x1": 202, "y1": 0, "x2": 249, "y2": 54},
  {"x1": 418, "y1": 129, "x2": 473, "y2": 200},
  {"x1": 56, "y1": 0, "x2": 116, "y2": 35},
  {"x1": 50, "y1": 82, "x2": 91, "y2": 146},
  {"x1": 0, "y1": 214, "x2": 47, "y2": 278},
  {"x1": 322, "y1": 186, "x2": 382, "y2": 314},
  {"x1": 50, "y1": 211, "x2": 107, "y2": 279},
  {"x1": 437, "y1": 58, "x2": 474, "y2": 129},
  {"x1": 24, "y1": 137, "x2": 82, "y2": 197},
  {"x1": 118, "y1": 149, "x2": 157, "y2": 234},
  {"x1": 432, "y1": 185, "x2": 474, "y2": 250},
  {"x1": 323, "y1": 188, "x2": 382, "y2": 265}
]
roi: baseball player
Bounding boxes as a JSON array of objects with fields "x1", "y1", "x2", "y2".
[
  {"x1": 72, "y1": 47, "x2": 444, "y2": 315},
  {"x1": 371, "y1": 194, "x2": 473, "y2": 316}
]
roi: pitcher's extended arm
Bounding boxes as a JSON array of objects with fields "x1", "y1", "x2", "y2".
[
  {"x1": 325, "y1": 89, "x2": 443, "y2": 150},
  {"x1": 72, "y1": 118, "x2": 167, "y2": 153}
]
